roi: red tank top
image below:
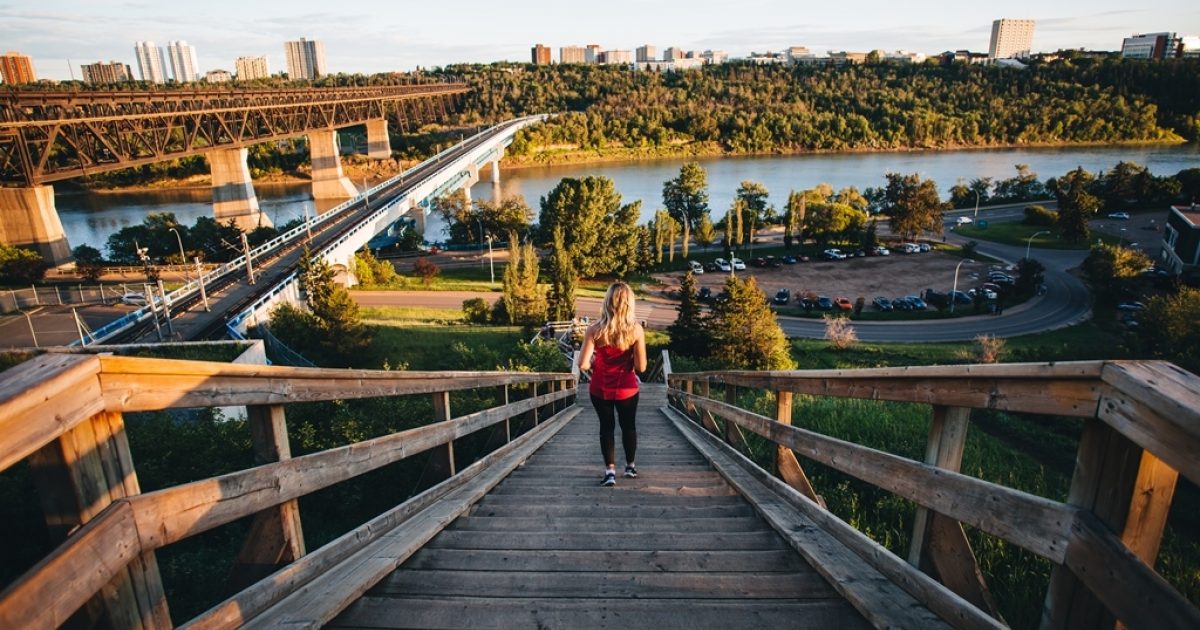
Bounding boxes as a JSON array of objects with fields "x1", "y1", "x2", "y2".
[{"x1": 588, "y1": 344, "x2": 639, "y2": 400}]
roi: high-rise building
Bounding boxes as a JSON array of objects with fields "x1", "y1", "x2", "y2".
[
  {"x1": 205, "y1": 69, "x2": 232, "y2": 83},
  {"x1": 0, "y1": 51, "x2": 36, "y2": 84},
  {"x1": 1121, "y1": 32, "x2": 1181, "y2": 59},
  {"x1": 235, "y1": 56, "x2": 270, "y2": 80},
  {"x1": 636, "y1": 45, "x2": 657, "y2": 63},
  {"x1": 82, "y1": 61, "x2": 132, "y2": 84},
  {"x1": 585, "y1": 44, "x2": 601, "y2": 64},
  {"x1": 134, "y1": 41, "x2": 168, "y2": 83},
  {"x1": 559, "y1": 46, "x2": 586, "y2": 64},
  {"x1": 284, "y1": 38, "x2": 327, "y2": 80},
  {"x1": 605, "y1": 50, "x2": 633, "y2": 65},
  {"x1": 663, "y1": 47, "x2": 685, "y2": 61},
  {"x1": 531, "y1": 44, "x2": 551, "y2": 65},
  {"x1": 166, "y1": 40, "x2": 199, "y2": 82},
  {"x1": 701, "y1": 50, "x2": 729, "y2": 64},
  {"x1": 989, "y1": 19, "x2": 1035, "y2": 59}
]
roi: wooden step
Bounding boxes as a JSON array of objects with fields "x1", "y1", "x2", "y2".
[
  {"x1": 424, "y1": 530, "x2": 789, "y2": 551},
  {"x1": 468, "y1": 503, "x2": 756, "y2": 519},
  {"x1": 446, "y1": 515, "x2": 769, "y2": 533},
  {"x1": 401, "y1": 548, "x2": 809, "y2": 573}
]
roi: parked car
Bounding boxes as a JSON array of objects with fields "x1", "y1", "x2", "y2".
[
  {"x1": 949, "y1": 290, "x2": 973, "y2": 305},
  {"x1": 892, "y1": 297, "x2": 914, "y2": 311},
  {"x1": 822, "y1": 248, "x2": 847, "y2": 260},
  {"x1": 967, "y1": 288, "x2": 997, "y2": 301},
  {"x1": 688, "y1": 260, "x2": 704, "y2": 274},
  {"x1": 714, "y1": 290, "x2": 730, "y2": 303},
  {"x1": 834, "y1": 297, "x2": 853, "y2": 311},
  {"x1": 714, "y1": 258, "x2": 732, "y2": 272},
  {"x1": 816, "y1": 296, "x2": 834, "y2": 310},
  {"x1": 698, "y1": 287, "x2": 713, "y2": 301},
  {"x1": 1117, "y1": 301, "x2": 1146, "y2": 311},
  {"x1": 899, "y1": 243, "x2": 920, "y2": 254},
  {"x1": 918, "y1": 243, "x2": 931, "y2": 252},
  {"x1": 782, "y1": 255, "x2": 797, "y2": 264},
  {"x1": 904, "y1": 295, "x2": 928, "y2": 310},
  {"x1": 1108, "y1": 211, "x2": 1131, "y2": 220},
  {"x1": 118, "y1": 292, "x2": 147, "y2": 306},
  {"x1": 872, "y1": 296, "x2": 894, "y2": 311},
  {"x1": 704, "y1": 262, "x2": 718, "y2": 272},
  {"x1": 751, "y1": 257, "x2": 768, "y2": 268},
  {"x1": 731, "y1": 257, "x2": 746, "y2": 270},
  {"x1": 955, "y1": 216, "x2": 974, "y2": 225},
  {"x1": 871, "y1": 246, "x2": 890, "y2": 256},
  {"x1": 765, "y1": 255, "x2": 782, "y2": 268},
  {"x1": 773, "y1": 289, "x2": 791, "y2": 305}
]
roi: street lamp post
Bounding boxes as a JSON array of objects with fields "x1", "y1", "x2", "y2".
[
  {"x1": 169, "y1": 228, "x2": 186, "y2": 278},
  {"x1": 1026, "y1": 230, "x2": 1051, "y2": 261},
  {"x1": 951, "y1": 258, "x2": 974, "y2": 314},
  {"x1": 475, "y1": 218, "x2": 485, "y2": 269},
  {"x1": 22, "y1": 310, "x2": 38, "y2": 347},
  {"x1": 973, "y1": 190, "x2": 981, "y2": 220},
  {"x1": 486, "y1": 235, "x2": 495, "y2": 284}
]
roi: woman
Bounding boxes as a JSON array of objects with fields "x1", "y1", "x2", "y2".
[{"x1": 577, "y1": 282, "x2": 648, "y2": 487}]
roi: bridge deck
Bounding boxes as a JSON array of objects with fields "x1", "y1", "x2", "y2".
[{"x1": 326, "y1": 385, "x2": 871, "y2": 629}]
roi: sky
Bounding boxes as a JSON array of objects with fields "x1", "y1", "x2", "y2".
[{"x1": 3, "y1": 0, "x2": 1199, "y2": 81}]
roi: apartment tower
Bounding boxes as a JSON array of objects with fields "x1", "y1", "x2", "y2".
[
  {"x1": 166, "y1": 41, "x2": 199, "y2": 82},
  {"x1": 989, "y1": 19, "x2": 1035, "y2": 59},
  {"x1": 235, "y1": 56, "x2": 270, "y2": 80},
  {"x1": 636, "y1": 45, "x2": 657, "y2": 62},
  {"x1": 134, "y1": 41, "x2": 168, "y2": 83},
  {"x1": 0, "y1": 51, "x2": 36, "y2": 84},
  {"x1": 559, "y1": 46, "x2": 586, "y2": 64},
  {"x1": 285, "y1": 38, "x2": 327, "y2": 80},
  {"x1": 531, "y1": 44, "x2": 551, "y2": 65},
  {"x1": 82, "y1": 61, "x2": 132, "y2": 84}
]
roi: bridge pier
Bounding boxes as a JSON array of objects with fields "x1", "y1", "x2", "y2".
[
  {"x1": 365, "y1": 119, "x2": 391, "y2": 160},
  {"x1": 309, "y1": 130, "x2": 358, "y2": 200},
  {"x1": 0, "y1": 186, "x2": 72, "y2": 265},
  {"x1": 208, "y1": 148, "x2": 270, "y2": 231},
  {"x1": 491, "y1": 158, "x2": 501, "y2": 184}
]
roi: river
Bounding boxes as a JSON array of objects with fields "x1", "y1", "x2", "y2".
[{"x1": 56, "y1": 144, "x2": 1199, "y2": 252}]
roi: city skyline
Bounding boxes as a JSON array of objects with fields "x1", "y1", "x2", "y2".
[{"x1": 2, "y1": 1, "x2": 1197, "y2": 81}]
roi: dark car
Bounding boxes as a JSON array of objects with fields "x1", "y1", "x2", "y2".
[
  {"x1": 782, "y1": 255, "x2": 797, "y2": 264},
  {"x1": 816, "y1": 296, "x2": 834, "y2": 310},
  {"x1": 892, "y1": 297, "x2": 914, "y2": 311},
  {"x1": 704, "y1": 262, "x2": 718, "y2": 272},
  {"x1": 751, "y1": 257, "x2": 768, "y2": 268},
  {"x1": 949, "y1": 290, "x2": 973, "y2": 305},
  {"x1": 714, "y1": 290, "x2": 730, "y2": 303},
  {"x1": 698, "y1": 287, "x2": 713, "y2": 301},
  {"x1": 872, "y1": 296, "x2": 893, "y2": 311},
  {"x1": 766, "y1": 256, "x2": 783, "y2": 268},
  {"x1": 852, "y1": 249, "x2": 866, "y2": 257},
  {"x1": 773, "y1": 289, "x2": 791, "y2": 305}
]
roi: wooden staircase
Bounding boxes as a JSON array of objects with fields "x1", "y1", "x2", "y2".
[{"x1": 329, "y1": 385, "x2": 870, "y2": 629}]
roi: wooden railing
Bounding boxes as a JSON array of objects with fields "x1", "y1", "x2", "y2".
[
  {"x1": 0, "y1": 354, "x2": 576, "y2": 629},
  {"x1": 666, "y1": 360, "x2": 1200, "y2": 630}
]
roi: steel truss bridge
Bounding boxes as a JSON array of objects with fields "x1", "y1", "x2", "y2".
[{"x1": 0, "y1": 83, "x2": 469, "y2": 186}]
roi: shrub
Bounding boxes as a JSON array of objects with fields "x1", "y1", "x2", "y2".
[
  {"x1": 961, "y1": 240, "x2": 978, "y2": 259},
  {"x1": 1023, "y1": 205, "x2": 1057, "y2": 227},
  {"x1": 0, "y1": 245, "x2": 48, "y2": 284},
  {"x1": 824, "y1": 315, "x2": 858, "y2": 350},
  {"x1": 412, "y1": 257, "x2": 440, "y2": 286},
  {"x1": 462, "y1": 298, "x2": 491, "y2": 324}
]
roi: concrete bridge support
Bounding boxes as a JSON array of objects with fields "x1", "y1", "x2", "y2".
[
  {"x1": 209, "y1": 148, "x2": 269, "y2": 230},
  {"x1": 491, "y1": 159, "x2": 501, "y2": 184},
  {"x1": 309, "y1": 130, "x2": 358, "y2": 200},
  {"x1": 410, "y1": 198, "x2": 426, "y2": 236},
  {"x1": 0, "y1": 185, "x2": 71, "y2": 264},
  {"x1": 366, "y1": 119, "x2": 391, "y2": 160}
]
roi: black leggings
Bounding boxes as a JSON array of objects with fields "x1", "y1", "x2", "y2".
[{"x1": 590, "y1": 393, "x2": 639, "y2": 468}]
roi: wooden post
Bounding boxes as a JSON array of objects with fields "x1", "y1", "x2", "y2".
[
  {"x1": 502, "y1": 385, "x2": 511, "y2": 443},
  {"x1": 722, "y1": 383, "x2": 747, "y2": 449},
  {"x1": 700, "y1": 379, "x2": 720, "y2": 435},
  {"x1": 530, "y1": 382, "x2": 540, "y2": 426},
  {"x1": 684, "y1": 379, "x2": 696, "y2": 417},
  {"x1": 906, "y1": 405, "x2": 1001, "y2": 620},
  {"x1": 1042, "y1": 418, "x2": 1179, "y2": 630},
  {"x1": 229, "y1": 404, "x2": 306, "y2": 590},
  {"x1": 774, "y1": 390, "x2": 824, "y2": 508},
  {"x1": 26, "y1": 411, "x2": 171, "y2": 630},
  {"x1": 429, "y1": 391, "x2": 456, "y2": 480}
]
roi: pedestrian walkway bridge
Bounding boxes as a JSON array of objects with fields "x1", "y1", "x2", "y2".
[{"x1": 0, "y1": 353, "x2": 1197, "y2": 628}]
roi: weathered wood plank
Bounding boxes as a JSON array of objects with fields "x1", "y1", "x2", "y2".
[
  {"x1": 401, "y1": 548, "x2": 806, "y2": 573},
  {"x1": 663, "y1": 405, "x2": 984, "y2": 630},
  {"x1": 679, "y1": 391, "x2": 1074, "y2": 563},
  {"x1": 372, "y1": 568, "x2": 836, "y2": 599},
  {"x1": 240, "y1": 407, "x2": 581, "y2": 630},
  {"x1": 128, "y1": 389, "x2": 573, "y2": 550},
  {"x1": 0, "y1": 353, "x2": 104, "y2": 473},
  {"x1": 447, "y1": 516, "x2": 767, "y2": 533},
  {"x1": 1097, "y1": 361, "x2": 1200, "y2": 487},
  {"x1": 424, "y1": 530, "x2": 787, "y2": 551},
  {"x1": 468, "y1": 503, "x2": 755, "y2": 519},
  {"x1": 331, "y1": 596, "x2": 868, "y2": 630}
]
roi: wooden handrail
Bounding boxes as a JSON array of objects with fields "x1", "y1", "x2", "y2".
[{"x1": 667, "y1": 359, "x2": 1200, "y2": 630}]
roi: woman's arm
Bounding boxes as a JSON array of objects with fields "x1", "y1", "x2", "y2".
[
  {"x1": 577, "y1": 326, "x2": 596, "y2": 372},
  {"x1": 633, "y1": 324, "x2": 648, "y2": 373}
]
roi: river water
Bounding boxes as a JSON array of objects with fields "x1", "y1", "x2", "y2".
[{"x1": 56, "y1": 144, "x2": 1199, "y2": 253}]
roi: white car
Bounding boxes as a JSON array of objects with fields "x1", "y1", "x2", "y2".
[
  {"x1": 822, "y1": 248, "x2": 847, "y2": 260},
  {"x1": 118, "y1": 292, "x2": 147, "y2": 306},
  {"x1": 688, "y1": 260, "x2": 704, "y2": 274},
  {"x1": 714, "y1": 258, "x2": 732, "y2": 272},
  {"x1": 731, "y1": 257, "x2": 746, "y2": 270},
  {"x1": 955, "y1": 216, "x2": 974, "y2": 225},
  {"x1": 899, "y1": 243, "x2": 920, "y2": 254}
]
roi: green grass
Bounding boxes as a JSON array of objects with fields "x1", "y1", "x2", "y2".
[
  {"x1": 955, "y1": 222, "x2": 1120, "y2": 250},
  {"x1": 354, "y1": 321, "x2": 529, "y2": 371},
  {"x1": 361, "y1": 306, "x2": 465, "y2": 323}
]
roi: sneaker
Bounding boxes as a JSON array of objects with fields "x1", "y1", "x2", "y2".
[
  {"x1": 601, "y1": 471, "x2": 616, "y2": 487},
  {"x1": 623, "y1": 465, "x2": 638, "y2": 479}
]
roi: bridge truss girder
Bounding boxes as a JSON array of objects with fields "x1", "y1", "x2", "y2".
[{"x1": 0, "y1": 84, "x2": 467, "y2": 186}]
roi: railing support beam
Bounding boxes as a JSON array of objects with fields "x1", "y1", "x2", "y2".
[
  {"x1": 774, "y1": 390, "x2": 824, "y2": 508},
  {"x1": 429, "y1": 391, "x2": 456, "y2": 479}
]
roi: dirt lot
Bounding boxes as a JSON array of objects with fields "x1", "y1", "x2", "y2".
[{"x1": 652, "y1": 250, "x2": 998, "y2": 303}]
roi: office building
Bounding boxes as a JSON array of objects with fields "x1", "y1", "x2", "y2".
[
  {"x1": 531, "y1": 44, "x2": 551, "y2": 65},
  {"x1": 1121, "y1": 32, "x2": 1181, "y2": 60},
  {"x1": 205, "y1": 69, "x2": 232, "y2": 83},
  {"x1": 663, "y1": 47, "x2": 685, "y2": 61},
  {"x1": 636, "y1": 45, "x2": 657, "y2": 63},
  {"x1": 560, "y1": 46, "x2": 585, "y2": 64},
  {"x1": 0, "y1": 51, "x2": 36, "y2": 84},
  {"x1": 134, "y1": 41, "x2": 168, "y2": 83},
  {"x1": 235, "y1": 56, "x2": 270, "y2": 80},
  {"x1": 701, "y1": 50, "x2": 729, "y2": 64},
  {"x1": 605, "y1": 50, "x2": 633, "y2": 65},
  {"x1": 166, "y1": 40, "x2": 199, "y2": 82},
  {"x1": 82, "y1": 61, "x2": 132, "y2": 84},
  {"x1": 285, "y1": 38, "x2": 327, "y2": 80},
  {"x1": 989, "y1": 19, "x2": 1035, "y2": 59},
  {"x1": 1182, "y1": 36, "x2": 1200, "y2": 59},
  {"x1": 585, "y1": 44, "x2": 601, "y2": 64}
]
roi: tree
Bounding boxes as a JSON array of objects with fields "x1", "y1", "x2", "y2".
[
  {"x1": 501, "y1": 234, "x2": 546, "y2": 326},
  {"x1": 1015, "y1": 257, "x2": 1046, "y2": 297},
  {"x1": 883, "y1": 172, "x2": 944, "y2": 241},
  {"x1": 735, "y1": 181, "x2": 770, "y2": 244},
  {"x1": 708, "y1": 276, "x2": 795, "y2": 370},
  {"x1": 662, "y1": 162, "x2": 710, "y2": 259},
  {"x1": 1139, "y1": 287, "x2": 1200, "y2": 375},
  {"x1": 538, "y1": 176, "x2": 639, "y2": 278},
  {"x1": 72, "y1": 244, "x2": 105, "y2": 282},
  {"x1": 694, "y1": 214, "x2": 716, "y2": 249},
  {"x1": 667, "y1": 271, "x2": 709, "y2": 358},
  {"x1": 284, "y1": 247, "x2": 372, "y2": 366},
  {"x1": 1050, "y1": 167, "x2": 1101, "y2": 242},
  {"x1": 477, "y1": 195, "x2": 534, "y2": 240},
  {"x1": 784, "y1": 191, "x2": 807, "y2": 249},
  {"x1": 545, "y1": 227, "x2": 577, "y2": 321},
  {"x1": 431, "y1": 189, "x2": 474, "y2": 244},
  {"x1": 1081, "y1": 243, "x2": 1150, "y2": 304},
  {"x1": 806, "y1": 202, "x2": 867, "y2": 245},
  {"x1": 412, "y1": 257, "x2": 440, "y2": 286},
  {"x1": 0, "y1": 244, "x2": 48, "y2": 284}
]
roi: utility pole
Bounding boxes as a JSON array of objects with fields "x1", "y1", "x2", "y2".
[
  {"x1": 157, "y1": 280, "x2": 175, "y2": 338},
  {"x1": 241, "y1": 233, "x2": 256, "y2": 285},
  {"x1": 195, "y1": 257, "x2": 210, "y2": 311},
  {"x1": 22, "y1": 310, "x2": 38, "y2": 347},
  {"x1": 145, "y1": 283, "x2": 163, "y2": 341}
]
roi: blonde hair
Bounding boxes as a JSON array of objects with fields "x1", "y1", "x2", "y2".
[{"x1": 593, "y1": 282, "x2": 638, "y2": 349}]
